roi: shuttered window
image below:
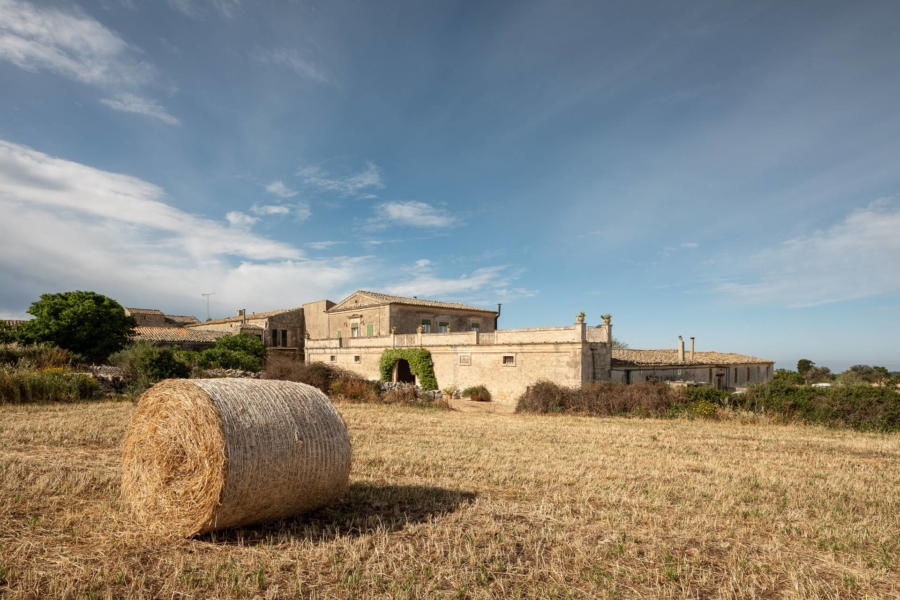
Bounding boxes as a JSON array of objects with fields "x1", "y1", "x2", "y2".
[{"x1": 367, "y1": 324, "x2": 374, "y2": 337}]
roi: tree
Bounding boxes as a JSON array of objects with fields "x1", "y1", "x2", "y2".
[
  {"x1": 17, "y1": 291, "x2": 136, "y2": 363},
  {"x1": 215, "y1": 332, "x2": 266, "y2": 361},
  {"x1": 611, "y1": 337, "x2": 629, "y2": 349},
  {"x1": 797, "y1": 359, "x2": 814, "y2": 376}
]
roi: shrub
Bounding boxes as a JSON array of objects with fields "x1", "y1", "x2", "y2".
[
  {"x1": 135, "y1": 347, "x2": 191, "y2": 382},
  {"x1": 736, "y1": 381, "x2": 899, "y2": 432},
  {"x1": 461, "y1": 385, "x2": 491, "y2": 402},
  {"x1": 683, "y1": 385, "x2": 729, "y2": 405},
  {"x1": 197, "y1": 333, "x2": 266, "y2": 373},
  {"x1": 0, "y1": 368, "x2": 100, "y2": 403},
  {"x1": 516, "y1": 380, "x2": 685, "y2": 417},
  {"x1": 329, "y1": 377, "x2": 380, "y2": 403},
  {"x1": 214, "y1": 333, "x2": 266, "y2": 362},
  {"x1": 378, "y1": 349, "x2": 438, "y2": 390},
  {"x1": 199, "y1": 348, "x2": 260, "y2": 372},
  {"x1": 381, "y1": 386, "x2": 420, "y2": 405},
  {"x1": 0, "y1": 343, "x2": 73, "y2": 369},
  {"x1": 264, "y1": 357, "x2": 347, "y2": 393},
  {"x1": 687, "y1": 399, "x2": 719, "y2": 419}
]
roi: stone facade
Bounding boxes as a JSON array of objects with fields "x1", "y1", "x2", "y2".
[
  {"x1": 610, "y1": 347, "x2": 774, "y2": 389},
  {"x1": 188, "y1": 307, "x2": 305, "y2": 358},
  {"x1": 305, "y1": 318, "x2": 614, "y2": 406}
]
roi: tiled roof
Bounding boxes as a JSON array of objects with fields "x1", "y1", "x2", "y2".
[
  {"x1": 166, "y1": 314, "x2": 200, "y2": 326},
  {"x1": 612, "y1": 348, "x2": 773, "y2": 367},
  {"x1": 133, "y1": 327, "x2": 227, "y2": 343},
  {"x1": 329, "y1": 290, "x2": 498, "y2": 314},
  {"x1": 186, "y1": 307, "x2": 301, "y2": 327},
  {"x1": 125, "y1": 307, "x2": 164, "y2": 315}
]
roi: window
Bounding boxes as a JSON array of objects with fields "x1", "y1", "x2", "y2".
[
  {"x1": 459, "y1": 354, "x2": 471, "y2": 366},
  {"x1": 438, "y1": 322, "x2": 449, "y2": 333},
  {"x1": 329, "y1": 355, "x2": 336, "y2": 362},
  {"x1": 367, "y1": 324, "x2": 374, "y2": 337},
  {"x1": 282, "y1": 329, "x2": 288, "y2": 346},
  {"x1": 353, "y1": 355, "x2": 361, "y2": 363},
  {"x1": 470, "y1": 322, "x2": 480, "y2": 331},
  {"x1": 421, "y1": 319, "x2": 432, "y2": 333},
  {"x1": 351, "y1": 323, "x2": 360, "y2": 338},
  {"x1": 502, "y1": 354, "x2": 516, "y2": 366},
  {"x1": 336, "y1": 330, "x2": 342, "y2": 338},
  {"x1": 271, "y1": 330, "x2": 279, "y2": 347}
]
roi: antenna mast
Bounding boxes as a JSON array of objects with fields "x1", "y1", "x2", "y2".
[{"x1": 200, "y1": 292, "x2": 214, "y2": 321}]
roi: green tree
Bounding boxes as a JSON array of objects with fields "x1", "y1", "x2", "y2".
[
  {"x1": 135, "y1": 347, "x2": 191, "y2": 382},
  {"x1": 797, "y1": 359, "x2": 814, "y2": 376},
  {"x1": 17, "y1": 291, "x2": 136, "y2": 363}
]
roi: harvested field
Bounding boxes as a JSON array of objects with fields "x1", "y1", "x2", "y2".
[{"x1": 0, "y1": 401, "x2": 898, "y2": 599}]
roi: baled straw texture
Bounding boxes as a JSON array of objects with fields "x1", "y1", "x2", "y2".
[{"x1": 121, "y1": 378, "x2": 351, "y2": 536}]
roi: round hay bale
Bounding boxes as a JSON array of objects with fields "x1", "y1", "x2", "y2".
[{"x1": 121, "y1": 378, "x2": 351, "y2": 536}]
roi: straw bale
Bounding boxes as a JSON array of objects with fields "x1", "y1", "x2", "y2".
[{"x1": 121, "y1": 378, "x2": 351, "y2": 536}]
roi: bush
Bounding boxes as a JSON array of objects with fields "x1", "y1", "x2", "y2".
[
  {"x1": 197, "y1": 333, "x2": 266, "y2": 373},
  {"x1": 736, "y1": 381, "x2": 899, "y2": 432},
  {"x1": 0, "y1": 368, "x2": 100, "y2": 403},
  {"x1": 0, "y1": 343, "x2": 73, "y2": 369},
  {"x1": 214, "y1": 333, "x2": 266, "y2": 362},
  {"x1": 329, "y1": 377, "x2": 380, "y2": 403},
  {"x1": 135, "y1": 347, "x2": 191, "y2": 382},
  {"x1": 516, "y1": 380, "x2": 685, "y2": 417},
  {"x1": 198, "y1": 348, "x2": 262, "y2": 372},
  {"x1": 264, "y1": 357, "x2": 347, "y2": 392},
  {"x1": 461, "y1": 385, "x2": 491, "y2": 402},
  {"x1": 683, "y1": 385, "x2": 730, "y2": 405}
]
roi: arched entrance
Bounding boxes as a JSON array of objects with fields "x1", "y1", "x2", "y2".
[{"x1": 393, "y1": 359, "x2": 416, "y2": 384}]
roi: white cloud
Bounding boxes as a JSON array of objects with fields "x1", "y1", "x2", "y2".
[
  {"x1": 256, "y1": 48, "x2": 330, "y2": 84},
  {"x1": 225, "y1": 211, "x2": 258, "y2": 228},
  {"x1": 371, "y1": 201, "x2": 456, "y2": 229},
  {"x1": 306, "y1": 241, "x2": 343, "y2": 250},
  {"x1": 250, "y1": 201, "x2": 311, "y2": 222},
  {"x1": 0, "y1": 0, "x2": 152, "y2": 87},
  {"x1": 0, "y1": 0, "x2": 175, "y2": 122},
  {"x1": 0, "y1": 139, "x2": 372, "y2": 314},
  {"x1": 265, "y1": 180, "x2": 298, "y2": 198},
  {"x1": 298, "y1": 161, "x2": 384, "y2": 198},
  {"x1": 385, "y1": 265, "x2": 519, "y2": 300},
  {"x1": 100, "y1": 93, "x2": 180, "y2": 125},
  {"x1": 681, "y1": 242, "x2": 699, "y2": 248},
  {"x1": 716, "y1": 200, "x2": 900, "y2": 307}
]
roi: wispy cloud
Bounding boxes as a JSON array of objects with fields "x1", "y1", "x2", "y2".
[
  {"x1": 716, "y1": 200, "x2": 900, "y2": 307},
  {"x1": 384, "y1": 263, "x2": 530, "y2": 304},
  {"x1": 370, "y1": 201, "x2": 456, "y2": 229},
  {"x1": 265, "y1": 180, "x2": 298, "y2": 198},
  {"x1": 0, "y1": 139, "x2": 372, "y2": 314},
  {"x1": 225, "y1": 211, "x2": 258, "y2": 229},
  {"x1": 306, "y1": 241, "x2": 344, "y2": 250},
  {"x1": 298, "y1": 161, "x2": 383, "y2": 198},
  {"x1": 256, "y1": 48, "x2": 330, "y2": 84},
  {"x1": 167, "y1": 0, "x2": 240, "y2": 19},
  {"x1": 0, "y1": 0, "x2": 176, "y2": 123},
  {"x1": 250, "y1": 201, "x2": 311, "y2": 222},
  {"x1": 100, "y1": 93, "x2": 180, "y2": 125}
]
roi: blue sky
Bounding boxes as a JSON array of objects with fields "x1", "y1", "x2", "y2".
[{"x1": 1, "y1": 0, "x2": 899, "y2": 371}]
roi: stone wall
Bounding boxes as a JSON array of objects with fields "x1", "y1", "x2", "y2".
[
  {"x1": 301, "y1": 300, "x2": 334, "y2": 339},
  {"x1": 389, "y1": 305, "x2": 496, "y2": 334}
]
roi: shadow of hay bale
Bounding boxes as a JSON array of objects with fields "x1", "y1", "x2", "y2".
[{"x1": 201, "y1": 482, "x2": 476, "y2": 545}]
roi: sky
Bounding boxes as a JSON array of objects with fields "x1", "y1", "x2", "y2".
[{"x1": 1, "y1": 0, "x2": 899, "y2": 372}]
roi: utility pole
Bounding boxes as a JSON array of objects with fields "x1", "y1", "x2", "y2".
[{"x1": 201, "y1": 292, "x2": 214, "y2": 321}]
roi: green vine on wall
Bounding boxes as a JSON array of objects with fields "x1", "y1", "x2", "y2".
[{"x1": 379, "y1": 348, "x2": 438, "y2": 390}]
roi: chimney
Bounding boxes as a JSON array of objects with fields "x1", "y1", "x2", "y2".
[
  {"x1": 690, "y1": 336, "x2": 695, "y2": 361},
  {"x1": 495, "y1": 303, "x2": 502, "y2": 329},
  {"x1": 678, "y1": 336, "x2": 685, "y2": 363}
]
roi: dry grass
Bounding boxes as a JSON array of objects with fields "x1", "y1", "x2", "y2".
[{"x1": 0, "y1": 400, "x2": 897, "y2": 599}]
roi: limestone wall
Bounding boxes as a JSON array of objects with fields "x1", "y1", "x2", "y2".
[
  {"x1": 389, "y1": 305, "x2": 496, "y2": 334},
  {"x1": 301, "y1": 300, "x2": 333, "y2": 339},
  {"x1": 610, "y1": 362, "x2": 773, "y2": 388}
]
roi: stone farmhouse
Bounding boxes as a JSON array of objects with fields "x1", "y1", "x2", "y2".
[{"x1": 117, "y1": 290, "x2": 772, "y2": 405}]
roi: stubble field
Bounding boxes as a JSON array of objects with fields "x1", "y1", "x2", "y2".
[{"x1": 0, "y1": 400, "x2": 897, "y2": 599}]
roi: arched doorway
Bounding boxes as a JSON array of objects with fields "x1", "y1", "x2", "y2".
[{"x1": 393, "y1": 359, "x2": 416, "y2": 384}]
